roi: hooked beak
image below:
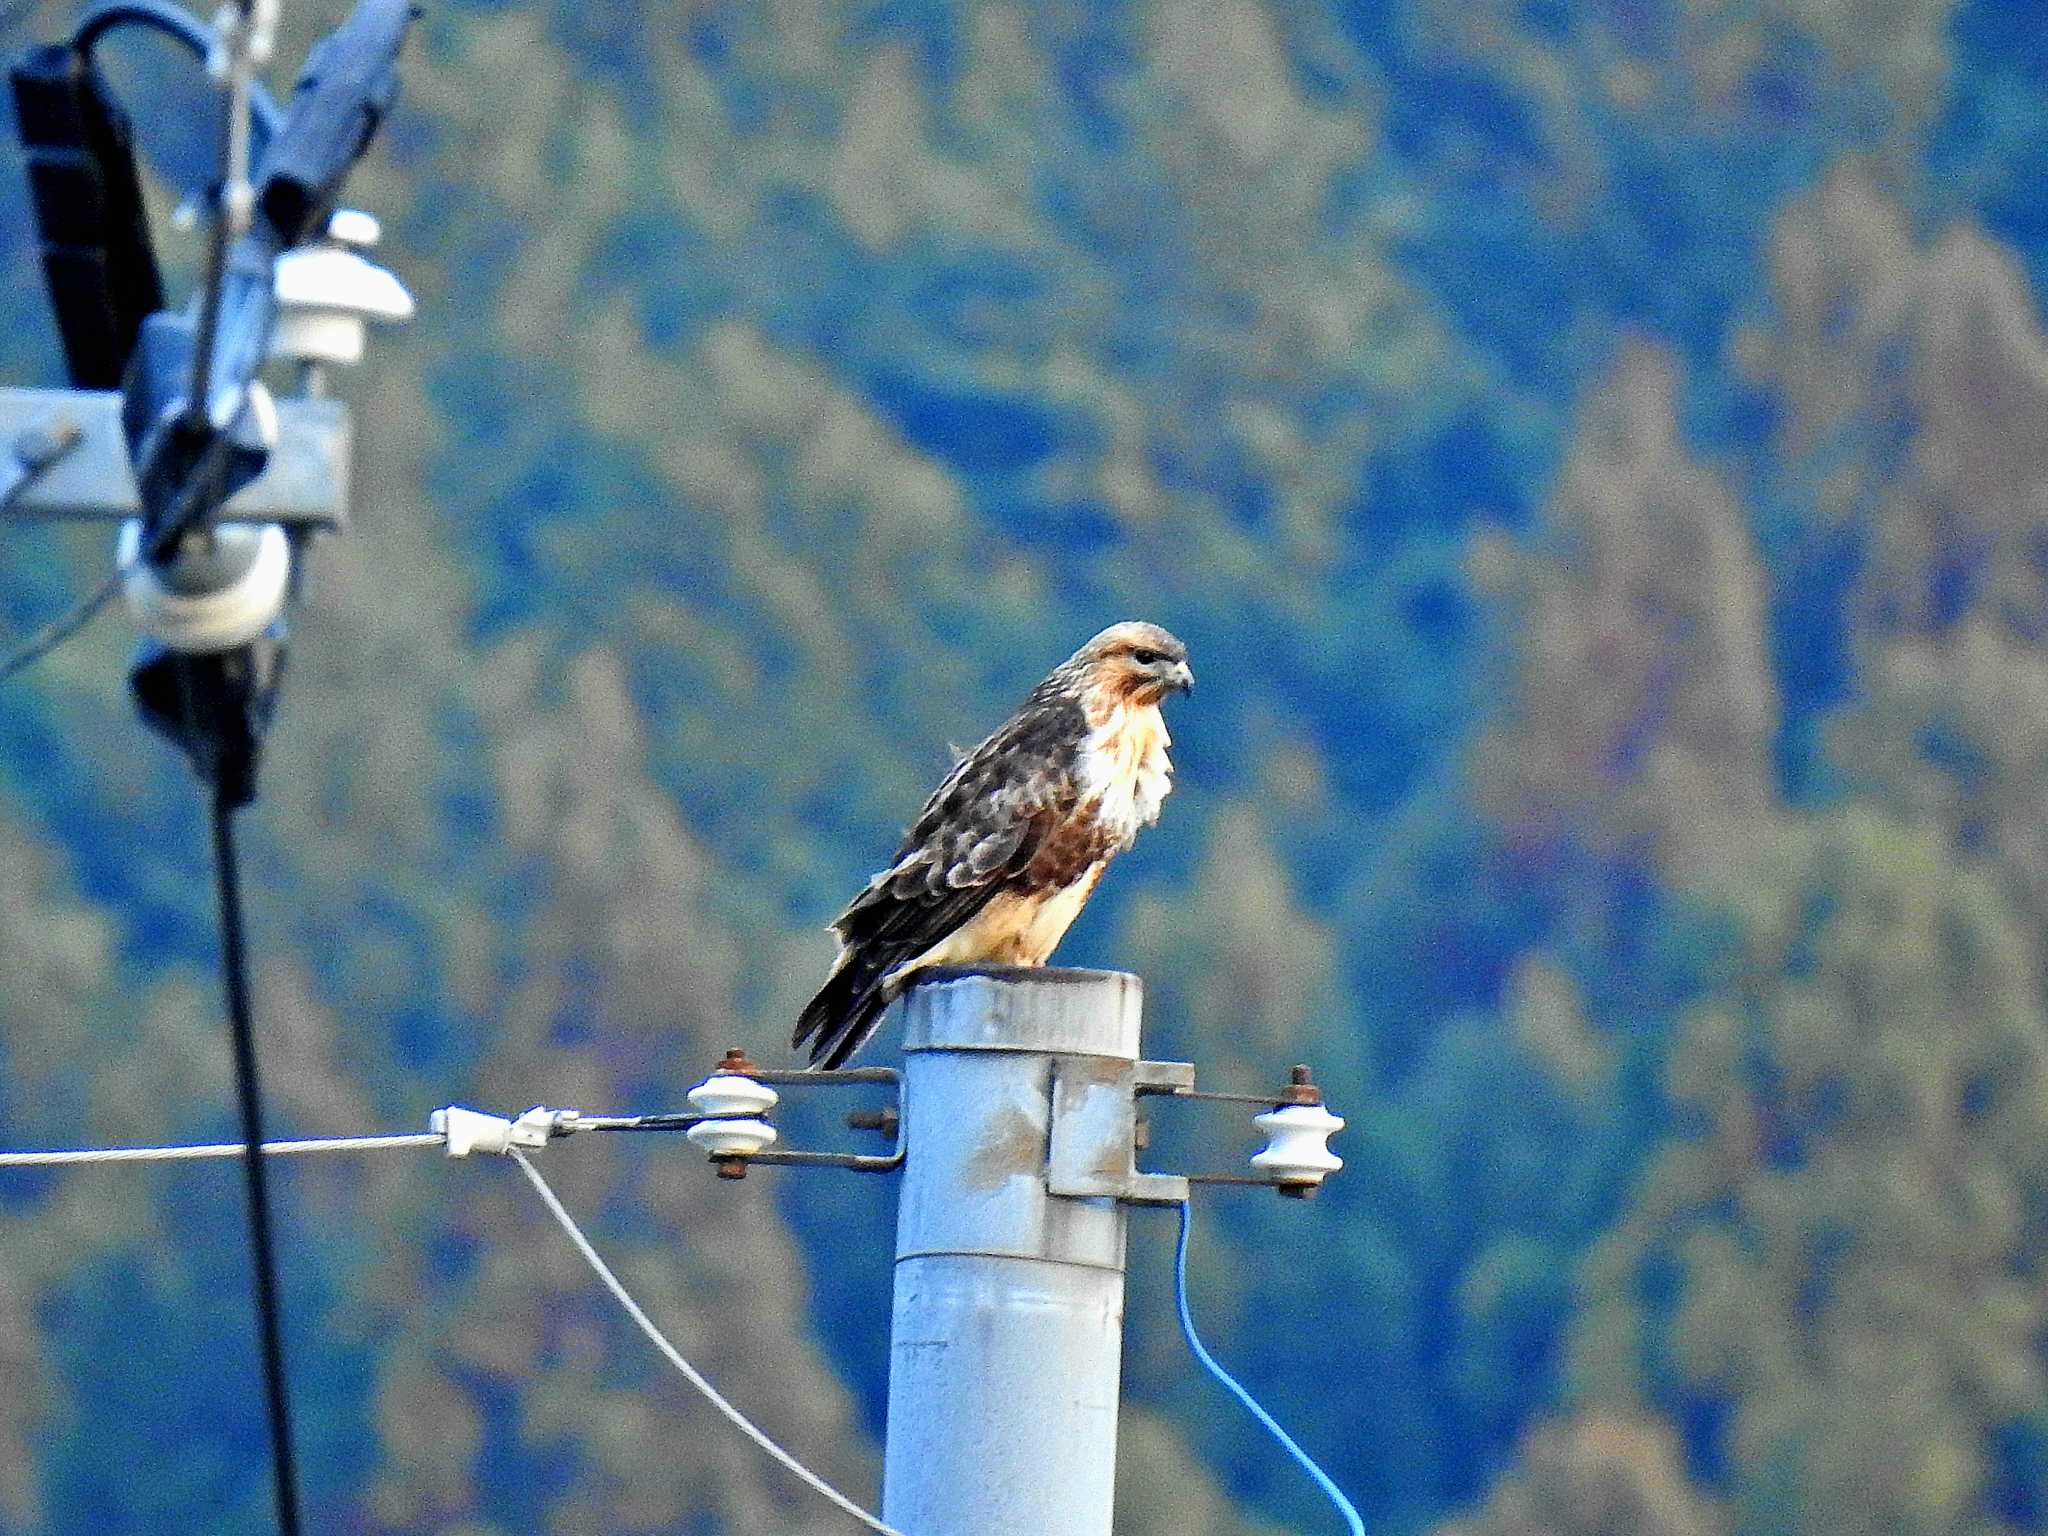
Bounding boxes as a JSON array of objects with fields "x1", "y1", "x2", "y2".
[{"x1": 1167, "y1": 661, "x2": 1194, "y2": 696}]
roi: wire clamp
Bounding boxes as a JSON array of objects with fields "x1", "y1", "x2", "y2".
[
  {"x1": 431, "y1": 1104, "x2": 572, "y2": 1158},
  {"x1": 1056, "y1": 1060, "x2": 1349, "y2": 1201},
  {"x1": 1047, "y1": 1057, "x2": 1193, "y2": 1205}
]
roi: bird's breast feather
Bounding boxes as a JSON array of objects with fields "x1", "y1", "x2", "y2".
[{"x1": 1077, "y1": 701, "x2": 1174, "y2": 843}]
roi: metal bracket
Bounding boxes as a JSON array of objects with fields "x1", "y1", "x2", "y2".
[
  {"x1": 0, "y1": 386, "x2": 350, "y2": 529},
  {"x1": 681, "y1": 1066, "x2": 905, "y2": 1176},
  {"x1": 742, "y1": 1066, "x2": 903, "y2": 1172},
  {"x1": 1047, "y1": 1057, "x2": 1192, "y2": 1206}
]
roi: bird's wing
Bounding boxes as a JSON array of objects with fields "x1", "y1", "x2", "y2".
[
  {"x1": 842, "y1": 689, "x2": 1085, "y2": 945},
  {"x1": 792, "y1": 690, "x2": 1086, "y2": 1063}
]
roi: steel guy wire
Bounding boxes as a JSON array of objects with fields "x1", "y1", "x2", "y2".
[
  {"x1": 508, "y1": 1147, "x2": 909, "y2": 1536},
  {"x1": 0, "y1": 1131, "x2": 444, "y2": 1165},
  {"x1": 0, "y1": 1107, "x2": 770, "y2": 1167}
]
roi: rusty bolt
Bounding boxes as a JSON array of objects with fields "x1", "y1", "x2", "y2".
[
  {"x1": 1277, "y1": 1180, "x2": 1316, "y2": 1201},
  {"x1": 717, "y1": 1046, "x2": 759, "y2": 1077},
  {"x1": 713, "y1": 1155, "x2": 749, "y2": 1180},
  {"x1": 1280, "y1": 1064, "x2": 1322, "y2": 1107},
  {"x1": 846, "y1": 1105, "x2": 900, "y2": 1138}
]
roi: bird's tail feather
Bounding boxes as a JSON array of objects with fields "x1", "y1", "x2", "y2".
[{"x1": 792, "y1": 957, "x2": 896, "y2": 1070}]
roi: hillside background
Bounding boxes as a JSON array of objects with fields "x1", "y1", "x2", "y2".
[{"x1": 3, "y1": 0, "x2": 2048, "y2": 1532}]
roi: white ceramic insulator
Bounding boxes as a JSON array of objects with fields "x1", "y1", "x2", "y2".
[
  {"x1": 1250, "y1": 1103, "x2": 1345, "y2": 1185},
  {"x1": 686, "y1": 1118, "x2": 779, "y2": 1158},
  {"x1": 684, "y1": 1073, "x2": 779, "y2": 1160},
  {"x1": 269, "y1": 308, "x2": 368, "y2": 368},
  {"x1": 686, "y1": 1073, "x2": 780, "y2": 1118},
  {"x1": 270, "y1": 237, "x2": 415, "y2": 367},
  {"x1": 329, "y1": 209, "x2": 381, "y2": 246},
  {"x1": 117, "y1": 519, "x2": 291, "y2": 652}
]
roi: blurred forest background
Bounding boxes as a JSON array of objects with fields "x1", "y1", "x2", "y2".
[{"x1": 2, "y1": 0, "x2": 2048, "y2": 1532}]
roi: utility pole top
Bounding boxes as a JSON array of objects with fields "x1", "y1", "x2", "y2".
[{"x1": 900, "y1": 964, "x2": 1142, "y2": 1057}]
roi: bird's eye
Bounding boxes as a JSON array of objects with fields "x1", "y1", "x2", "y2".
[{"x1": 1132, "y1": 648, "x2": 1161, "y2": 666}]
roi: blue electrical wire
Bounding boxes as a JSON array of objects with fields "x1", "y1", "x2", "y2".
[{"x1": 1174, "y1": 1199, "x2": 1367, "y2": 1536}]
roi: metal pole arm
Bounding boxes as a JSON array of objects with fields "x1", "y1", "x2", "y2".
[{"x1": 0, "y1": 386, "x2": 349, "y2": 528}]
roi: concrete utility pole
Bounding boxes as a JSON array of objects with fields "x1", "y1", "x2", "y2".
[{"x1": 881, "y1": 965, "x2": 1189, "y2": 1536}]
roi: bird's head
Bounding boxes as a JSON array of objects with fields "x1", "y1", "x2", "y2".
[{"x1": 1071, "y1": 621, "x2": 1194, "y2": 707}]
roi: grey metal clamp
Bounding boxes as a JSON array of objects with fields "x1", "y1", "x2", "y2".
[{"x1": 1047, "y1": 1056, "x2": 1193, "y2": 1206}]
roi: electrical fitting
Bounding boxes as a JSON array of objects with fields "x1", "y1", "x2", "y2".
[
  {"x1": 431, "y1": 1104, "x2": 572, "y2": 1159},
  {"x1": 683, "y1": 1072, "x2": 780, "y2": 1160}
]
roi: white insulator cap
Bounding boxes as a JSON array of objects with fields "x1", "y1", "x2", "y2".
[
  {"x1": 327, "y1": 209, "x2": 382, "y2": 247},
  {"x1": 1250, "y1": 1103, "x2": 1345, "y2": 1187},
  {"x1": 270, "y1": 210, "x2": 415, "y2": 368},
  {"x1": 687, "y1": 1073, "x2": 781, "y2": 1118},
  {"x1": 118, "y1": 519, "x2": 291, "y2": 652},
  {"x1": 686, "y1": 1117, "x2": 779, "y2": 1158}
]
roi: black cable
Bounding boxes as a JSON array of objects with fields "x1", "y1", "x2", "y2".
[
  {"x1": 0, "y1": 570, "x2": 128, "y2": 686},
  {"x1": 75, "y1": 0, "x2": 205, "y2": 55},
  {"x1": 207, "y1": 788, "x2": 305, "y2": 1536},
  {"x1": 73, "y1": 0, "x2": 282, "y2": 138}
]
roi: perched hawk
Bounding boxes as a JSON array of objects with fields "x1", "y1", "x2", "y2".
[{"x1": 794, "y1": 621, "x2": 1193, "y2": 1068}]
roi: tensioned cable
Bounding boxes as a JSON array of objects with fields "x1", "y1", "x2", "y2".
[
  {"x1": 0, "y1": 1131, "x2": 442, "y2": 1165},
  {"x1": 0, "y1": 1105, "x2": 770, "y2": 1163},
  {"x1": 1174, "y1": 1198, "x2": 1366, "y2": 1536},
  {"x1": 0, "y1": 1108, "x2": 754, "y2": 1166},
  {"x1": 507, "y1": 1147, "x2": 907, "y2": 1536}
]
